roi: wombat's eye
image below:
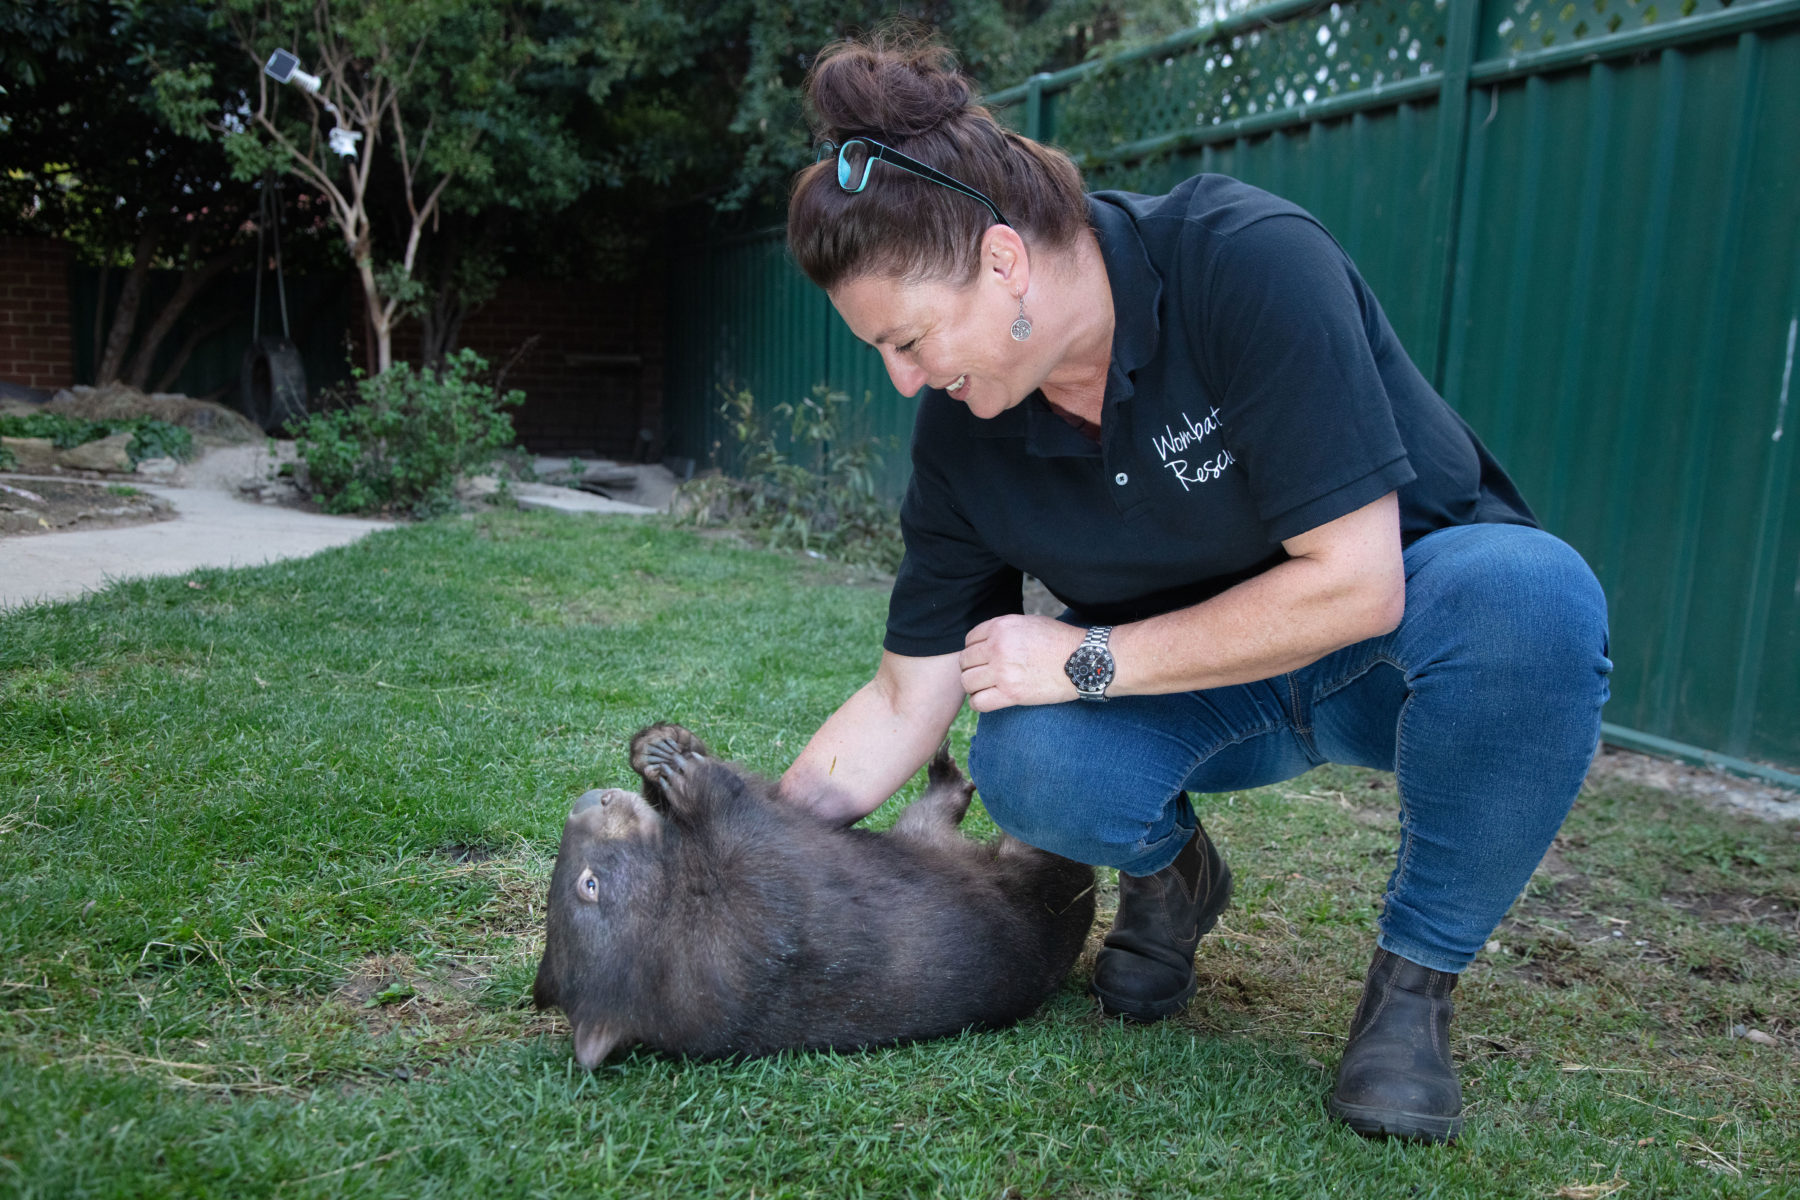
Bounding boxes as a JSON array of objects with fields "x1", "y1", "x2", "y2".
[{"x1": 575, "y1": 866, "x2": 600, "y2": 903}]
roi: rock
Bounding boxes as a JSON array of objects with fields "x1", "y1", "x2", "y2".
[
  {"x1": 1745, "y1": 1029, "x2": 1778, "y2": 1047},
  {"x1": 59, "y1": 431, "x2": 135, "y2": 472},
  {"x1": 2, "y1": 436, "x2": 61, "y2": 472},
  {"x1": 581, "y1": 461, "x2": 641, "y2": 488},
  {"x1": 135, "y1": 456, "x2": 182, "y2": 479},
  {"x1": 456, "y1": 474, "x2": 501, "y2": 501},
  {"x1": 510, "y1": 481, "x2": 657, "y2": 515}
]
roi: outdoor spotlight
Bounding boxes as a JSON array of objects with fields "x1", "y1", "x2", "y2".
[
  {"x1": 264, "y1": 47, "x2": 360, "y2": 158},
  {"x1": 263, "y1": 49, "x2": 322, "y2": 95}
]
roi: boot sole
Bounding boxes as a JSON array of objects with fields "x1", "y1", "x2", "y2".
[
  {"x1": 1090, "y1": 861, "x2": 1234, "y2": 1022},
  {"x1": 1326, "y1": 1095, "x2": 1462, "y2": 1144}
]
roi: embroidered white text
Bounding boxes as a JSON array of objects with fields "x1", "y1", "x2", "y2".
[{"x1": 1151, "y1": 407, "x2": 1233, "y2": 492}]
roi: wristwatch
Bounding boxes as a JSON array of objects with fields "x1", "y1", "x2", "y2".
[{"x1": 1063, "y1": 625, "x2": 1116, "y2": 702}]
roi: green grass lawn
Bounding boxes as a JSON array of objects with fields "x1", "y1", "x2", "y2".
[{"x1": 2, "y1": 510, "x2": 1795, "y2": 1198}]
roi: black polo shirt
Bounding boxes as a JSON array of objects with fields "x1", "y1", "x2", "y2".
[{"x1": 883, "y1": 174, "x2": 1536, "y2": 658}]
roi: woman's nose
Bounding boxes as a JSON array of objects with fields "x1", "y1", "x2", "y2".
[{"x1": 881, "y1": 348, "x2": 928, "y2": 397}]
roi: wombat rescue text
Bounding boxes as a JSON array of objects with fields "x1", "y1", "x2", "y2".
[{"x1": 533, "y1": 723, "x2": 1097, "y2": 1066}]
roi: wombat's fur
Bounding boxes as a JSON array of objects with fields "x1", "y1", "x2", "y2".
[{"x1": 533, "y1": 723, "x2": 1096, "y2": 1066}]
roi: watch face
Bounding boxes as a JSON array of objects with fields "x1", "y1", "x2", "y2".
[{"x1": 1065, "y1": 645, "x2": 1115, "y2": 693}]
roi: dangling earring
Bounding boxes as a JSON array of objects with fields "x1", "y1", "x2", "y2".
[{"x1": 1010, "y1": 295, "x2": 1032, "y2": 342}]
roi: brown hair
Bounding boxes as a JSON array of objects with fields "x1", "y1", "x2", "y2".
[{"x1": 787, "y1": 29, "x2": 1089, "y2": 291}]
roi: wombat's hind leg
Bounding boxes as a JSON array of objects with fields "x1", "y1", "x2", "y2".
[
  {"x1": 892, "y1": 742, "x2": 975, "y2": 844},
  {"x1": 630, "y1": 723, "x2": 713, "y2": 788}
]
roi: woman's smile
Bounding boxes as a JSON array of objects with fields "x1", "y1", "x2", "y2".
[{"x1": 829, "y1": 272, "x2": 1032, "y2": 417}]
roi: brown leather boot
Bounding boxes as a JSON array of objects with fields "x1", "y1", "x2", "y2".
[
  {"x1": 1090, "y1": 818, "x2": 1232, "y2": 1021},
  {"x1": 1328, "y1": 947, "x2": 1464, "y2": 1143}
]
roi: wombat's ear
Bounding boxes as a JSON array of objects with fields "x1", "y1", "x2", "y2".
[{"x1": 572, "y1": 1019, "x2": 625, "y2": 1069}]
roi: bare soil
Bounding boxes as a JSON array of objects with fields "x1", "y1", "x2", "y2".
[
  {"x1": 1587, "y1": 744, "x2": 1800, "y2": 823},
  {"x1": 0, "y1": 477, "x2": 174, "y2": 537}
]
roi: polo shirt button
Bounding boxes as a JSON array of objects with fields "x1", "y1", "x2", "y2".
[{"x1": 1115, "y1": 472, "x2": 1129, "y2": 486}]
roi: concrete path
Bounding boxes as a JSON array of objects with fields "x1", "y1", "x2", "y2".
[
  {"x1": 0, "y1": 449, "x2": 679, "y2": 611},
  {"x1": 0, "y1": 482, "x2": 396, "y2": 610}
]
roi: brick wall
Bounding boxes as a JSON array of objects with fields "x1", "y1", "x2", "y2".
[
  {"x1": 460, "y1": 272, "x2": 664, "y2": 459},
  {"x1": 0, "y1": 237, "x2": 75, "y2": 390},
  {"x1": 352, "y1": 272, "x2": 666, "y2": 460}
]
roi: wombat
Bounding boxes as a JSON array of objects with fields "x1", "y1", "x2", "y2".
[{"x1": 532, "y1": 722, "x2": 1096, "y2": 1066}]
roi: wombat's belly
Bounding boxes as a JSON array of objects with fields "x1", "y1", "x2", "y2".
[{"x1": 675, "y1": 858, "x2": 1096, "y2": 1059}]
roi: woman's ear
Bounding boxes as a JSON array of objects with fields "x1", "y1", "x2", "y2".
[{"x1": 981, "y1": 225, "x2": 1030, "y2": 296}]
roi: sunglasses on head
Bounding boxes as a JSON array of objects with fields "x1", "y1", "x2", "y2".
[{"x1": 817, "y1": 137, "x2": 1011, "y2": 229}]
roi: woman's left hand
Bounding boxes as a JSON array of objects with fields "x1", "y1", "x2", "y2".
[{"x1": 959, "y1": 615, "x2": 1087, "y2": 711}]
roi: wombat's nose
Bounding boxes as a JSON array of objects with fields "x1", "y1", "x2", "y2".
[{"x1": 571, "y1": 789, "x2": 610, "y2": 815}]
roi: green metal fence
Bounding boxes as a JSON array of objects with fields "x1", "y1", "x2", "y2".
[
  {"x1": 662, "y1": 0, "x2": 1800, "y2": 781},
  {"x1": 664, "y1": 229, "x2": 914, "y2": 497}
]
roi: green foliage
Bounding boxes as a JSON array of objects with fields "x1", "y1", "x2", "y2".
[
  {"x1": 294, "y1": 349, "x2": 522, "y2": 518},
  {"x1": 0, "y1": 412, "x2": 195, "y2": 465},
  {"x1": 0, "y1": 3, "x2": 261, "y2": 258},
  {"x1": 679, "y1": 384, "x2": 903, "y2": 569},
  {"x1": 712, "y1": 0, "x2": 1200, "y2": 209}
]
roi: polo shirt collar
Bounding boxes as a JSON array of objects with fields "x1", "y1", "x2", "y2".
[
  {"x1": 1087, "y1": 192, "x2": 1164, "y2": 382},
  {"x1": 971, "y1": 194, "x2": 1165, "y2": 451}
]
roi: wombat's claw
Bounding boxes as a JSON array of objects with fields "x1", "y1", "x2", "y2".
[
  {"x1": 640, "y1": 744, "x2": 695, "y2": 783},
  {"x1": 630, "y1": 723, "x2": 713, "y2": 784}
]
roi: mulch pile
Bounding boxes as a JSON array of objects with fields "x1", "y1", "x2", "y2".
[{"x1": 0, "y1": 383, "x2": 263, "y2": 444}]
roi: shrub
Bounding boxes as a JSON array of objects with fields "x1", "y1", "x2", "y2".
[
  {"x1": 0, "y1": 412, "x2": 195, "y2": 468},
  {"x1": 295, "y1": 349, "x2": 522, "y2": 518},
  {"x1": 678, "y1": 384, "x2": 903, "y2": 570}
]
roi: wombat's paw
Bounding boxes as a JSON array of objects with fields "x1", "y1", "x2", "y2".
[
  {"x1": 896, "y1": 742, "x2": 975, "y2": 840},
  {"x1": 925, "y1": 742, "x2": 966, "y2": 790},
  {"x1": 629, "y1": 723, "x2": 713, "y2": 784}
]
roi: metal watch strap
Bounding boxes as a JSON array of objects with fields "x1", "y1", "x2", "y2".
[{"x1": 1065, "y1": 624, "x2": 1115, "y2": 701}]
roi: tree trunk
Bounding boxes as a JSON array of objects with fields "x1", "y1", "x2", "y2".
[
  {"x1": 350, "y1": 230, "x2": 390, "y2": 375},
  {"x1": 91, "y1": 264, "x2": 111, "y2": 377},
  {"x1": 357, "y1": 257, "x2": 394, "y2": 375},
  {"x1": 418, "y1": 282, "x2": 468, "y2": 370},
  {"x1": 123, "y1": 239, "x2": 242, "y2": 391},
  {"x1": 96, "y1": 226, "x2": 161, "y2": 384},
  {"x1": 151, "y1": 310, "x2": 238, "y2": 395}
]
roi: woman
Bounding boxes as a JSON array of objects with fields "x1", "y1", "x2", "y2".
[{"x1": 775, "y1": 33, "x2": 1610, "y2": 1144}]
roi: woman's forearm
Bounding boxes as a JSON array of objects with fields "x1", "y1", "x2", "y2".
[
  {"x1": 778, "y1": 650, "x2": 967, "y2": 823},
  {"x1": 959, "y1": 492, "x2": 1406, "y2": 709}
]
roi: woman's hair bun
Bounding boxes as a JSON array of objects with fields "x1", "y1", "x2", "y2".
[{"x1": 806, "y1": 29, "x2": 972, "y2": 141}]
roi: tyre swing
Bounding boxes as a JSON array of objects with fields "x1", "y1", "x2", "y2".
[{"x1": 239, "y1": 173, "x2": 308, "y2": 432}]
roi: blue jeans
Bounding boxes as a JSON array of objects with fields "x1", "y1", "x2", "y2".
[{"x1": 968, "y1": 524, "x2": 1612, "y2": 974}]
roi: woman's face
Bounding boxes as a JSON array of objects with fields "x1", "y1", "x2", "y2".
[{"x1": 830, "y1": 270, "x2": 1034, "y2": 420}]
